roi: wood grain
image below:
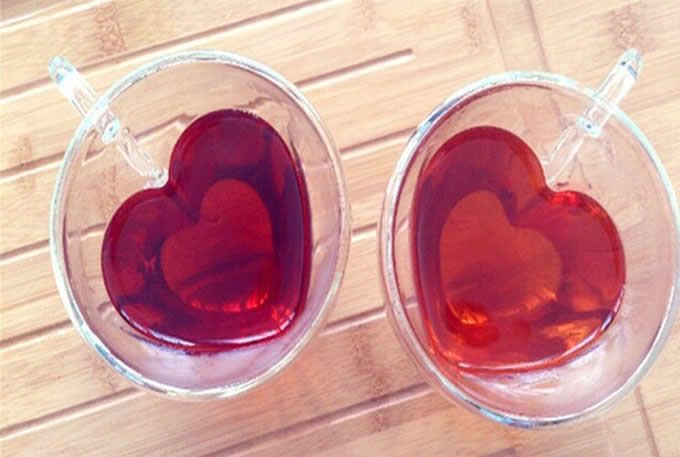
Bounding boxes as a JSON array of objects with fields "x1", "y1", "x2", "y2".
[
  {"x1": 248, "y1": 395, "x2": 655, "y2": 457},
  {"x1": 1, "y1": 0, "x2": 679, "y2": 456},
  {"x1": 2, "y1": 318, "x2": 418, "y2": 455},
  {"x1": 0, "y1": 0, "x2": 306, "y2": 93},
  {"x1": 0, "y1": 0, "x2": 90, "y2": 26}
]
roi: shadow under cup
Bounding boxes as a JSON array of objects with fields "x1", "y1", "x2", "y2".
[
  {"x1": 50, "y1": 52, "x2": 351, "y2": 398},
  {"x1": 380, "y1": 73, "x2": 680, "y2": 426}
]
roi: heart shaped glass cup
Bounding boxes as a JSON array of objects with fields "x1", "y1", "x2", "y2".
[
  {"x1": 50, "y1": 52, "x2": 351, "y2": 398},
  {"x1": 379, "y1": 53, "x2": 680, "y2": 427}
]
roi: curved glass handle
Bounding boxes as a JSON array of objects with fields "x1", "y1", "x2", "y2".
[
  {"x1": 49, "y1": 56, "x2": 167, "y2": 187},
  {"x1": 544, "y1": 49, "x2": 642, "y2": 185}
]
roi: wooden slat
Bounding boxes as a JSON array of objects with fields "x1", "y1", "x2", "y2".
[
  {"x1": 0, "y1": 167, "x2": 55, "y2": 255},
  {"x1": 344, "y1": 138, "x2": 406, "y2": 230},
  {"x1": 331, "y1": 231, "x2": 382, "y2": 323},
  {"x1": 333, "y1": 411, "x2": 654, "y2": 457},
  {"x1": 531, "y1": 0, "x2": 680, "y2": 115},
  {"x1": 486, "y1": 0, "x2": 549, "y2": 71},
  {"x1": 0, "y1": 327, "x2": 130, "y2": 429},
  {"x1": 0, "y1": 294, "x2": 68, "y2": 346},
  {"x1": 240, "y1": 391, "x2": 511, "y2": 457},
  {"x1": 239, "y1": 391, "x2": 651, "y2": 457},
  {"x1": 505, "y1": 404, "x2": 654, "y2": 457},
  {"x1": 627, "y1": 98, "x2": 680, "y2": 200},
  {"x1": 1, "y1": 317, "x2": 419, "y2": 456},
  {"x1": 640, "y1": 399, "x2": 680, "y2": 457},
  {"x1": 0, "y1": 246, "x2": 52, "y2": 310},
  {"x1": 639, "y1": 324, "x2": 680, "y2": 457},
  {"x1": 0, "y1": 0, "x2": 304, "y2": 92}
]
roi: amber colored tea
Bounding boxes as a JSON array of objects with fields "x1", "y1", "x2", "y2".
[
  {"x1": 412, "y1": 126, "x2": 625, "y2": 372},
  {"x1": 102, "y1": 109, "x2": 311, "y2": 351}
]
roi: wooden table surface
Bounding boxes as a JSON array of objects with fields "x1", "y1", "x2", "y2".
[{"x1": 1, "y1": 1, "x2": 679, "y2": 456}]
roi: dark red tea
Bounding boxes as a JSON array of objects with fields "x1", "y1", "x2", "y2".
[
  {"x1": 412, "y1": 126, "x2": 625, "y2": 372},
  {"x1": 102, "y1": 109, "x2": 311, "y2": 351}
]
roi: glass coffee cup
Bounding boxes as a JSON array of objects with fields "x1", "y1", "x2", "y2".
[
  {"x1": 49, "y1": 51, "x2": 351, "y2": 399},
  {"x1": 379, "y1": 49, "x2": 679, "y2": 427}
]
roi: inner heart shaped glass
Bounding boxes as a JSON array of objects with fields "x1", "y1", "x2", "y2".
[
  {"x1": 412, "y1": 126, "x2": 625, "y2": 372},
  {"x1": 101, "y1": 109, "x2": 311, "y2": 351}
]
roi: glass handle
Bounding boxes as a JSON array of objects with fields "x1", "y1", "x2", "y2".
[
  {"x1": 544, "y1": 49, "x2": 642, "y2": 185},
  {"x1": 49, "y1": 56, "x2": 167, "y2": 187}
]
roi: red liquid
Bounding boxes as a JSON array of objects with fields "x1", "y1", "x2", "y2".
[
  {"x1": 412, "y1": 126, "x2": 625, "y2": 372},
  {"x1": 102, "y1": 110, "x2": 311, "y2": 351}
]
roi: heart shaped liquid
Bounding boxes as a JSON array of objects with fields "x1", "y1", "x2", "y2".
[
  {"x1": 101, "y1": 110, "x2": 311, "y2": 352},
  {"x1": 412, "y1": 126, "x2": 625, "y2": 372}
]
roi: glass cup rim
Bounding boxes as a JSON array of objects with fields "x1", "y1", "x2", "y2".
[
  {"x1": 49, "y1": 50, "x2": 352, "y2": 399},
  {"x1": 379, "y1": 71, "x2": 680, "y2": 427}
]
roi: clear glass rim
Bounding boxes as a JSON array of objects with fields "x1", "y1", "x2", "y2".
[
  {"x1": 379, "y1": 71, "x2": 680, "y2": 427},
  {"x1": 49, "y1": 50, "x2": 352, "y2": 399}
]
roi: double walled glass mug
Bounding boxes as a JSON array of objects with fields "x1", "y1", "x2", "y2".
[
  {"x1": 49, "y1": 51, "x2": 351, "y2": 398},
  {"x1": 379, "y1": 49, "x2": 680, "y2": 427}
]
